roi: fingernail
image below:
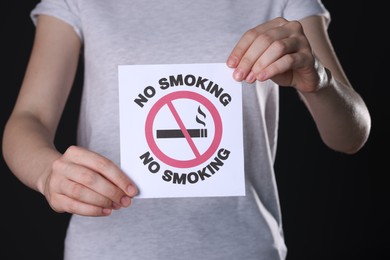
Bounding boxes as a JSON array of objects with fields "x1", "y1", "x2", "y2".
[
  {"x1": 120, "y1": 196, "x2": 131, "y2": 207},
  {"x1": 233, "y1": 69, "x2": 243, "y2": 81},
  {"x1": 127, "y1": 184, "x2": 138, "y2": 196},
  {"x1": 102, "y1": 208, "x2": 112, "y2": 215},
  {"x1": 246, "y1": 71, "x2": 255, "y2": 83},
  {"x1": 227, "y1": 56, "x2": 238, "y2": 68}
]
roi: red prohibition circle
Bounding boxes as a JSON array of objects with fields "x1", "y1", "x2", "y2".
[{"x1": 145, "y1": 90, "x2": 223, "y2": 168}]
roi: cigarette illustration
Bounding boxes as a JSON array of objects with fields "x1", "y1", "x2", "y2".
[
  {"x1": 157, "y1": 106, "x2": 208, "y2": 139},
  {"x1": 156, "y1": 128, "x2": 208, "y2": 138}
]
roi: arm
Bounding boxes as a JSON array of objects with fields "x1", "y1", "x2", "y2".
[
  {"x1": 297, "y1": 16, "x2": 370, "y2": 154},
  {"x1": 226, "y1": 16, "x2": 371, "y2": 154},
  {"x1": 2, "y1": 15, "x2": 137, "y2": 216}
]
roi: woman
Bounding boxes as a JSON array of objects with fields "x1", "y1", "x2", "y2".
[{"x1": 2, "y1": 0, "x2": 370, "y2": 259}]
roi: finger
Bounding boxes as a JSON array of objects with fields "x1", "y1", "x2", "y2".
[
  {"x1": 256, "y1": 52, "x2": 305, "y2": 84},
  {"x1": 230, "y1": 26, "x2": 294, "y2": 82},
  {"x1": 52, "y1": 153, "x2": 131, "y2": 207},
  {"x1": 227, "y1": 17, "x2": 289, "y2": 69},
  {"x1": 251, "y1": 37, "x2": 300, "y2": 76},
  {"x1": 236, "y1": 27, "x2": 294, "y2": 81},
  {"x1": 59, "y1": 178, "x2": 127, "y2": 209},
  {"x1": 60, "y1": 161, "x2": 131, "y2": 207},
  {"x1": 63, "y1": 146, "x2": 138, "y2": 197},
  {"x1": 52, "y1": 193, "x2": 114, "y2": 217}
]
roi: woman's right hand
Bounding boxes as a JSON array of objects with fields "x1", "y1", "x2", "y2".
[
  {"x1": 40, "y1": 145, "x2": 138, "y2": 217},
  {"x1": 3, "y1": 15, "x2": 138, "y2": 217}
]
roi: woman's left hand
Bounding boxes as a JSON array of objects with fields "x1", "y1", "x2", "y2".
[{"x1": 227, "y1": 17, "x2": 322, "y2": 93}]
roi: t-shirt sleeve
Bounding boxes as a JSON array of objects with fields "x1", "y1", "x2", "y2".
[
  {"x1": 283, "y1": 0, "x2": 331, "y2": 27},
  {"x1": 30, "y1": 0, "x2": 83, "y2": 42}
]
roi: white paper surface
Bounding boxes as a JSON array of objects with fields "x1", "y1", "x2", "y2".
[{"x1": 118, "y1": 63, "x2": 245, "y2": 198}]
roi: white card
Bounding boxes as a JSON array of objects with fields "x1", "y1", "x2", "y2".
[{"x1": 118, "y1": 63, "x2": 245, "y2": 198}]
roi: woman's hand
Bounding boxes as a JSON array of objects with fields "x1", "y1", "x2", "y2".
[
  {"x1": 227, "y1": 17, "x2": 322, "y2": 93},
  {"x1": 40, "y1": 145, "x2": 138, "y2": 217}
]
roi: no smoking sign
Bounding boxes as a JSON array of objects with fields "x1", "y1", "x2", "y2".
[
  {"x1": 119, "y1": 63, "x2": 245, "y2": 198},
  {"x1": 146, "y1": 90, "x2": 222, "y2": 168}
]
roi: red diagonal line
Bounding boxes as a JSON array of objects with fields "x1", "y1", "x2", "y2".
[{"x1": 167, "y1": 101, "x2": 201, "y2": 158}]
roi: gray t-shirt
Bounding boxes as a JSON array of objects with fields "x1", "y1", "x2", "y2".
[{"x1": 31, "y1": 1, "x2": 329, "y2": 259}]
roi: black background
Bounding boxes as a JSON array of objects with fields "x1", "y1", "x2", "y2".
[{"x1": 1, "y1": 1, "x2": 387, "y2": 259}]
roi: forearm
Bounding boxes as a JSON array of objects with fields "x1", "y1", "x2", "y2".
[
  {"x1": 298, "y1": 67, "x2": 371, "y2": 154},
  {"x1": 2, "y1": 112, "x2": 62, "y2": 194}
]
